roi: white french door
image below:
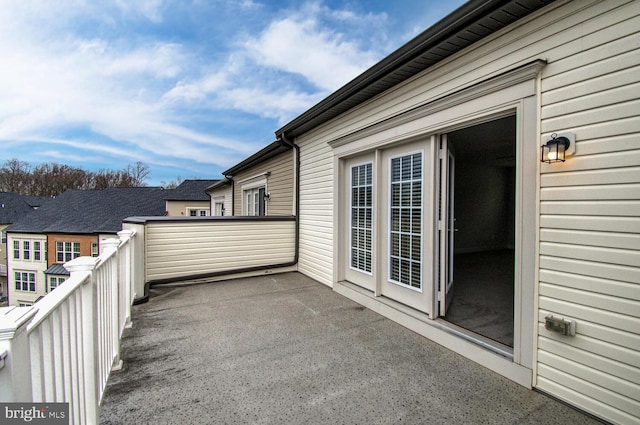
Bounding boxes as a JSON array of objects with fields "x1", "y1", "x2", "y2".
[
  {"x1": 379, "y1": 139, "x2": 435, "y2": 314},
  {"x1": 438, "y1": 135, "x2": 455, "y2": 316}
]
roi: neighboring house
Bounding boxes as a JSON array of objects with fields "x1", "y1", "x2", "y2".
[
  {"x1": 207, "y1": 140, "x2": 294, "y2": 216},
  {"x1": 266, "y1": 1, "x2": 639, "y2": 424},
  {"x1": 0, "y1": 192, "x2": 49, "y2": 305},
  {"x1": 6, "y1": 187, "x2": 167, "y2": 306},
  {"x1": 207, "y1": 178, "x2": 232, "y2": 216},
  {"x1": 165, "y1": 179, "x2": 218, "y2": 217}
]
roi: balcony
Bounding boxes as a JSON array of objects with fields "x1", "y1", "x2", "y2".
[{"x1": 0, "y1": 217, "x2": 597, "y2": 424}]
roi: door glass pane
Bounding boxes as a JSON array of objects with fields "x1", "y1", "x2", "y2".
[
  {"x1": 350, "y1": 163, "x2": 373, "y2": 273},
  {"x1": 389, "y1": 153, "x2": 422, "y2": 289}
]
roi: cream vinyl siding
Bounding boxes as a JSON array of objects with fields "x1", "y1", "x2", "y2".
[
  {"x1": 144, "y1": 218, "x2": 296, "y2": 282},
  {"x1": 292, "y1": 0, "x2": 639, "y2": 423},
  {"x1": 232, "y1": 150, "x2": 294, "y2": 216},
  {"x1": 296, "y1": 133, "x2": 335, "y2": 287},
  {"x1": 209, "y1": 185, "x2": 232, "y2": 216},
  {"x1": 536, "y1": 1, "x2": 640, "y2": 422}
]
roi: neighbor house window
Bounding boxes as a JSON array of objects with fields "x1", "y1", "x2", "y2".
[
  {"x1": 188, "y1": 209, "x2": 209, "y2": 217},
  {"x1": 15, "y1": 271, "x2": 36, "y2": 292},
  {"x1": 34, "y1": 241, "x2": 42, "y2": 261},
  {"x1": 11, "y1": 239, "x2": 43, "y2": 262},
  {"x1": 244, "y1": 187, "x2": 266, "y2": 216},
  {"x1": 48, "y1": 276, "x2": 66, "y2": 292},
  {"x1": 91, "y1": 242, "x2": 99, "y2": 257},
  {"x1": 350, "y1": 163, "x2": 373, "y2": 273},
  {"x1": 56, "y1": 242, "x2": 81, "y2": 263},
  {"x1": 13, "y1": 240, "x2": 20, "y2": 260},
  {"x1": 22, "y1": 241, "x2": 30, "y2": 260},
  {"x1": 389, "y1": 153, "x2": 422, "y2": 289},
  {"x1": 19, "y1": 302, "x2": 33, "y2": 307}
]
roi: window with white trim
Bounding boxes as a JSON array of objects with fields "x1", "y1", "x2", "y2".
[
  {"x1": 188, "y1": 209, "x2": 209, "y2": 216},
  {"x1": 244, "y1": 187, "x2": 266, "y2": 216},
  {"x1": 12, "y1": 238, "x2": 44, "y2": 262},
  {"x1": 91, "y1": 242, "x2": 99, "y2": 257},
  {"x1": 48, "y1": 276, "x2": 66, "y2": 292},
  {"x1": 13, "y1": 240, "x2": 20, "y2": 260},
  {"x1": 56, "y1": 241, "x2": 80, "y2": 263},
  {"x1": 15, "y1": 271, "x2": 36, "y2": 292},
  {"x1": 389, "y1": 153, "x2": 422, "y2": 289},
  {"x1": 350, "y1": 163, "x2": 373, "y2": 273},
  {"x1": 34, "y1": 241, "x2": 42, "y2": 261}
]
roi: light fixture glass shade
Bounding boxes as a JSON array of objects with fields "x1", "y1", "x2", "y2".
[{"x1": 541, "y1": 135, "x2": 570, "y2": 163}]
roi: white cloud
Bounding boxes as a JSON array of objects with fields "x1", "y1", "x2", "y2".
[{"x1": 243, "y1": 16, "x2": 379, "y2": 91}]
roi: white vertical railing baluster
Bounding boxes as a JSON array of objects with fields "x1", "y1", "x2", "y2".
[
  {"x1": 61, "y1": 299, "x2": 72, "y2": 405},
  {"x1": 41, "y1": 319, "x2": 55, "y2": 401},
  {"x1": 52, "y1": 309, "x2": 64, "y2": 401},
  {"x1": 65, "y1": 257, "x2": 99, "y2": 425},
  {"x1": 29, "y1": 326, "x2": 44, "y2": 402}
]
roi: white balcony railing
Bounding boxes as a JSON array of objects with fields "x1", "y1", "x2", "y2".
[
  {"x1": 0, "y1": 229, "x2": 137, "y2": 425},
  {"x1": 0, "y1": 216, "x2": 297, "y2": 425}
]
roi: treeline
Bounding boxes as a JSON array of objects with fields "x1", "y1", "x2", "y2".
[{"x1": 0, "y1": 158, "x2": 151, "y2": 196}]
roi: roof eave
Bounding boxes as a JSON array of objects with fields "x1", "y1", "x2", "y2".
[{"x1": 275, "y1": 0, "x2": 555, "y2": 139}]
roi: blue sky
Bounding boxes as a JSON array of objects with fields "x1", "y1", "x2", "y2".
[{"x1": 0, "y1": 0, "x2": 466, "y2": 186}]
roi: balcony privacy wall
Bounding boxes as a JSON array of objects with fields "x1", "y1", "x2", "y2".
[
  {"x1": 133, "y1": 217, "x2": 296, "y2": 283},
  {"x1": 291, "y1": 0, "x2": 640, "y2": 423}
]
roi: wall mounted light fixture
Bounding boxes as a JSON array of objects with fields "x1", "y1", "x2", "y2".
[{"x1": 541, "y1": 132, "x2": 575, "y2": 163}]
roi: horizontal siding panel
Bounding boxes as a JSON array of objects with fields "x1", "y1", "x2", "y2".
[
  {"x1": 540, "y1": 269, "x2": 640, "y2": 299},
  {"x1": 542, "y1": 25, "x2": 640, "y2": 91},
  {"x1": 540, "y1": 241, "x2": 640, "y2": 268},
  {"x1": 536, "y1": 375, "x2": 639, "y2": 425},
  {"x1": 540, "y1": 183, "x2": 640, "y2": 201},
  {"x1": 542, "y1": 82, "x2": 640, "y2": 120},
  {"x1": 538, "y1": 336, "x2": 640, "y2": 384},
  {"x1": 542, "y1": 62, "x2": 640, "y2": 105},
  {"x1": 538, "y1": 322, "x2": 640, "y2": 367},
  {"x1": 539, "y1": 296, "x2": 640, "y2": 334},
  {"x1": 541, "y1": 150, "x2": 640, "y2": 174},
  {"x1": 541, "y1": 256, "x2": 640, "y2": 284},
  {"x1": 540, "y1": 282, "x2": 639, "y2": 317},
  {"x1": 540, "y1": 215, "x2": 640, "y2": 233},
  {"x1": 540, "y1": 200, "x2": 640, "y2": 216},
  {"x1": 542, "y1": 99, "x2": 640, "y2": 134},
  {"x1": 541, "y1": 167, "x2": 640, "y2": 187},
  {"x1": 572, "y1": 134, "x2": 640, "y2": 156},
  {"x1": 538, "y1": 350, "x2": 639, "y2": 401},
  {"x1": 541, "y1": 228, "x2": 640, "y2": 250}
]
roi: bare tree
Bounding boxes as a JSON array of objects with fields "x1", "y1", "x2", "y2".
[
  {"x1": 0, "y1": 159, "x2": 153, "y2": 195},
  {"x1": 126, "y1": 161, "x2": 151, "y2": 187},
  {"x1": 0, "y1": 158, "x2": 31, "y2": 194}
]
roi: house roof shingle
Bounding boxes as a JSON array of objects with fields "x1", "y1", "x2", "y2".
[
  {"x1": 6, "y1": 187, "x2": 168, "y2": 234},
  {"x1": 164, "y1": 180, "x2": 218, "y2": 201},
  {"x1": 0, "y1": 192, "x2": 42, "y2": 224}
]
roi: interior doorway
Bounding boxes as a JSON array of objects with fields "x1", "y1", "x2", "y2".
[{"x1": 440, "y1": 115, "x2": 516, "y2": 348}]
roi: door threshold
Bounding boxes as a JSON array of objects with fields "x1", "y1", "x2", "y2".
[{"x1": 435, "y1": 319, "x2": 513, "y2": 360}]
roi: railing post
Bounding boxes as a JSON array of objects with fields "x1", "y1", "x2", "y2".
[
  {"x1": 117, "y1": 230, "x2": 135, "y2": 329},
  {"x1": 0, "y1": 306, "x2": 38, "y2": 402},
  {"x1": 64, "y1": 256, "x2": 99, "y2": 425}
]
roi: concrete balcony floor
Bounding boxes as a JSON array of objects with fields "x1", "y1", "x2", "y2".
[{"x1": 100, "y1": 272, "x2": 599, "y2": 425}]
